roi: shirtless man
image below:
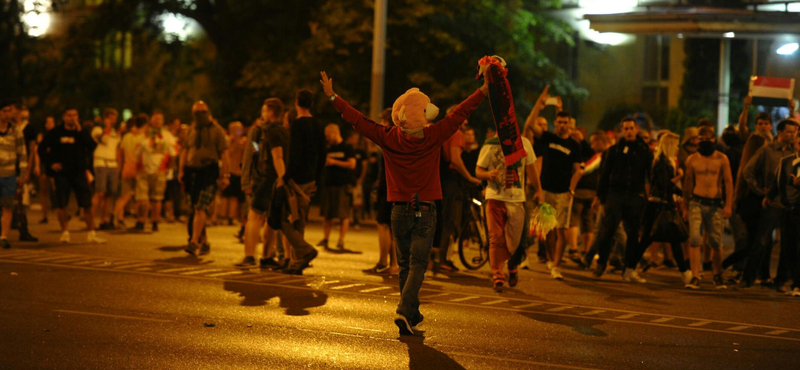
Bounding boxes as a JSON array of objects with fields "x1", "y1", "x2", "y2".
[{"x1": 683, "y1": 126, "x2": 734, "y2": 289}]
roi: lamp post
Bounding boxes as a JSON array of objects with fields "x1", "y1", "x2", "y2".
[{"x1": 369, "y1": 0, "x2": 388, "y2": 121}]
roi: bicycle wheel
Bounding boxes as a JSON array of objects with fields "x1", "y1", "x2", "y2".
[{"x1": 458, "y1": 212, "x2": 489, "y2": 270}]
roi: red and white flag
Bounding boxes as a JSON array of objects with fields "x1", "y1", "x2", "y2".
[{"x1": 749, "y1": 76, "x2": 795, "y2": 107}]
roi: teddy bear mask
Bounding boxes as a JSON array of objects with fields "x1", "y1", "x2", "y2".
[{"x1": 391, "y1": 88, "x2": 439, "y2": 131}]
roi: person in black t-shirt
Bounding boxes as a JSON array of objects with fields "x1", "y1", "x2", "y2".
[
  {"x1": 238, "y1": 98, "x2": 289, "y2": 269},
  {"x1": 38, "y1": 108, "x2": 105, "y2": 244},
  {"x1": 531, "y1": 110, "x2": 583, "y2": 281},
  {"x1": 318, "y1": 123, "x2": 356, "y2": 250},
  {"x1": 347, "y1": 132, "x2": 368, "y2": 229}
]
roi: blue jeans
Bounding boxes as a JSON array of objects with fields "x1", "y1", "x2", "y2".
[{"x1": 392, "y1": 202, "x2": 436, "y2": 321}]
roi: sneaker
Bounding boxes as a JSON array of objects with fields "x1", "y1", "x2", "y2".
[
  {"x1": 151, "y1": 222, "x2": 159, "y2": 232},
  {"x1": 727, "y1": 270, "x2": 743, "y2": 285},
  {"x1": 774, "y1": 280, "x2": 788, "y2": 293},
  {"x1": 275, "y1": 258, "x2": 290, "y2": 271},
  {"x1": 184, "y1": 242, "x2": 199, "y2": 256},
  {"x1": 362, "y1": 264, "x2": 388, "y2": 274},
  {"x1": 545, "y1": 261, "x2": 554, "y2": 271},
  {"x1": 394, "y1": 314, "x2": 414, "y2": 336},
  {"x1": 411, "y1": 313, "x2": 424, "y2": 329},
  {"x1": 712, "y1": 274, "x2": 727, "y2": 289},
  {"x1": 60, "y1": 230, "x2": 70, "y2": 243},
  {"x1": 86, "y1": 231, "x2": 106, "y2": 244},
  {"x1": 129, "y1": 222, "x2": 145, "y2": 232},
  {"x1": 19, "y1": 232, "x2": 38, "y2": 242},
  {"x1": 375, "y1": 265, "x2": 392, "y2": 275},
  {"x1": 791, "y1": 287, "x2": 800, "y2": 297},
  {"x1": 260, "y1": 257, "x2": 280, "y2": 269},
  {"x1": 97, "y1": 222, "x2": 115, "y2": 231},
  {"x1": 439, "y1": 260, "x2": 459, "y2": 272},
  {"x1": 593, "y1": 263, "x2": 606, "y2": 278},
  {"x1": 0, "y1": 238, "x2": 10, "y2": 249},
  {"x1": 199, "y1": 243, "x2": 210, "y2": 255},
  {"x1": 551, "y1": 267, "x2": 564, "y2": 280},
  {"x1": 622, "y1": 269, "x2": 647, "y2": 283},
  {"x1": 508, "y1": 271, "x2": 518, "y2": 287},
  {"x1": 292, "y1": 248, "x2": 318, "y2": 272},
  {"x1": 685, "y1": 277, "x2": 700, "y2": 290},
  {"x1": 316, "y1": 239, "x2": 328, "y2": 248},
  {"x1": 682, "y1": 270, "x2": 693, "y2": 285},
  {"x1": 235, "y1": 256, "x2": 257, "y2": 268},
  {"x1": 493, "y1": 281, "x2": 504, "y2": 292}
]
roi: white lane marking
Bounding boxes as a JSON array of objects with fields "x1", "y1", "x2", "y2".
[
  {"x1": 54, "y1": 309, "x2": 171, "y2": 323},
  {"x1": 0, "y1": 251, "x2": 39, "y2": 258},
  {"x1": 420, "y1": 293, "x2": 450, "y2": 299},
  {"x1": 449, "y1": 296, "x2": 480, "y2": 302},
  {"x1": 329, "y1": 283, "x2": 365, "y2": 290},
  {"x1": 652, "y1": 318, "x2": 675, "y2": 323},
  {"x1": 26, "y1": 254, "x2": 76, "y2": 262},
  {"x1": 72, "y1": 259, "x2": 111, "y2": 266},
  {"x1": 766, "y1": 330, "x2": 789, "y2": 335},
  {"x1": 359, "y1": 286, "x2": 391, "y2": 293},
  {"x1": 580, "y1": 310, "x2": 606, "y2": 316},
  {"x1": 449, "y1": 351, "x2": 603, "y2": 370},
  {"x1": 158, "y1": 266, "x2": 207, "y2": 274},
  {"x1": 616, "y1": 314, "x2": 638, "y2": 319},
  {"x1": 547, "y1": 306, "x2": 574, "y2": 312},
  {"x1": 47, "y1": 256, "x2": 98, "y2": 264},
  {"x1": 180, "y1": 269, "x2": 224, "y2": 276},
  {"x1": 206, "y1": 271, "x2": 246, "y2": 278},
  {"x1": 389, "y1": 292, "x2": 401, "y2": 296},
  {"x1": 112, "y1": 262, "x2": 154, "y2": 269},
  {"x1": 688, "y1": 321, "x2": 712, "y2": 327},
  {"x1": 319, "y1": 280, "x2": 340, "y2": 285},
  {"x1": 9, "y1": 252, "x2": 48, "y2": 260},
  {"x1": 513, "y1": 302, "x2": 544, "y2": 309},
  {"x1": 342, "y1": 326, "x2": 383, "y2": 333},
  {"x1": 481, "y1": 299, "x2": 508, "y2": 306},
  {"x1": 106, "y1": 260, "x2": 150, "y2": 267},
  {"x1": 728, "y1": 326, "x2": 751, "y2": 331}
]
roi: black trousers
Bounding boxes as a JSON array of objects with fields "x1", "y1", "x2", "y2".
[
  {"x1": 596, "y1": 191, "x2": 645, "y2": 268},
  {"x1": 628, "y1": 201, "x2": 688, "y2": 272}
]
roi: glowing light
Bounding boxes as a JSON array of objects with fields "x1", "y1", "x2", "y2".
[
  {"x1": 723, "y1": 32, "x2": 735, "y2": 38},
  {"x1": 581, "y1": 0, "x2": 638, "y2": 15},
  {"x1": 159, "y1": 13, "x2": 196, "y2": 41},
  {"x1": 22, "y1": 0, "x2": 51, "y2": 37},
  {"x1": 777, "y1": 43, "x2": 799, "y2": 55},
  {"x1": 472, "y1": 199, "x2": 482, "y2": 206}
]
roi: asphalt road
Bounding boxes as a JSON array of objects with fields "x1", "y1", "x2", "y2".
[{"x1": 1, "y1": 214, "x2": 798, "y2": 369}]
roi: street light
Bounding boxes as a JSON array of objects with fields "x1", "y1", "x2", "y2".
[
  {"x1": 723, "y1": 32, "x2": 735, "y2": 38},
  {"x1": 22, "y1": 0, "x2": 51, "y2": 37},
  {"x1": 777, "y1": 42, "x2": 799, "y2": 55}
]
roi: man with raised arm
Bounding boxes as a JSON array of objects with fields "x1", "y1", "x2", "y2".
[{"x1": 320, "y1": 70, "x2": 488, "y2": 336}]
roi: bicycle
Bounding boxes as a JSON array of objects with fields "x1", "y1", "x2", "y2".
[{"x1": 457, "y1": 191, "x2": 490, "y2": 270}]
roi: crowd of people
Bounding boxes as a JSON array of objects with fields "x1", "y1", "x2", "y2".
[{"x1": 4, "y1": 63, "x2": 800, "y2": 335}]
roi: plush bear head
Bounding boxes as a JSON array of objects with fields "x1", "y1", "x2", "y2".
[{"x1": 391, "y1": 88, "x2": 439, "y2": 130}]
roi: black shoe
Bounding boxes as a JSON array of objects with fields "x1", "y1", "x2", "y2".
[
  {"x1": 394, "y1": 314, "x2": 414, "y2": 336},
  {"x1": 577, "y1": 257, "x2": 591, "y2": 270},
  {"x1": 316, "y1": 239, "x2": 328, "y2": 248},
  {"x1": 129, "y1": 222, "x2": 145, "y2": 232},
  {"x1": 593, "y1": 263, "x2": 606, "y2": 278},
  {"x1": 235, "y1": 256, "x2": 257, "y2": 268},
  {"x1": 199, "y1": 243, "x2": 210, "y2": 256},
  {"x1": 713, "y1": 274, "x2": 728, "y2": 290},
  {"x1": 282, "y1": 268, "x2": 303, "y2": 275},
  {"x1": 0, "y1": 238, "x2": 10, "y2": 249},
  {"x1": 411, "y1": 313, "x2": 424, "y2": 329},
  {"x1": 275, "y1": 258, "x2": 290, "y2": 271},
  {"x1": 260, "y1": 257, "x2": 280, "y2": 269},
  {"x1": 184, "y1": 242, "x2": 199, "y2": 256},
  {"x1": 363, "y1": 263, "x2": 388, "y2": 274},
  {"x1": 508, "y1": 271, "x2": 518, "y2": 287},
  {"x1": 291, "y1": 248, "x2": 318, "y2": 273},
  {"x1": 608, "y1": 259, "x2": 624, "y2": 272},
  {"x1": 727, "y1": 271, "x2": 743, "y2": 285},
  {"x1": 19, "y1": 232, "x2": 38, "y2": 242},
  {"x1": 97, "y1": 222, "x2": 115, "y2": 231},
  {"x1": 493, "y1": 281, "x2": 504, "y2": 292},
  {"x1": 439, "y1": 260, "x2": 459, "y2": 272},
  {"x1": 151, "y1": 222, "x2": 159, "y2": 232},
  {"x1": 38, "y1": 218, "x2": 48, "y2": 224}
]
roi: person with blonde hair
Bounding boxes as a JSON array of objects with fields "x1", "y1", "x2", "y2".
[{"x1": 626, "y1": 132, "x2": 691, "y2": 285}]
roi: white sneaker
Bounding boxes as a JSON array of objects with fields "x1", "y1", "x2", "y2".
[
  {"x1": 546, "y1": 261, "x2": 554, "y2": 271},
  {"x1": 682, "y1": 270, "x2": 693, "y2": 285},
  {"x1": 60, "y1": 230, "x2": 70, "y2": 243},
  {"x1": 551, "y1": 267, "x2": 563, "y2": 280},
  {"x1": 623, "y1": 269, "x2": 647, "y2": 283},
  {"x1": 87, "y1": 231, "x2": 106, "y2": 244},
  {"x1": 791, "y1": 287, "x2": 800, "y2": 297}
]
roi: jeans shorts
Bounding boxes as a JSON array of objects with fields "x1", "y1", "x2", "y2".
[
  {"x1": 94, "y1": 166, "x2": 120, "y2": 195},
  {"x1": 689, "y1": 200, "x2": 723, "y2": 249},
  {"x1": 0, "y1": 176, "x2": 16, "y2": 208}
]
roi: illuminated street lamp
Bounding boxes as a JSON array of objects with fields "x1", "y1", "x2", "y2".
[
  {"x1": 22, "y1": 0, "x2": 51, "y2": 37},
  {"x1": 776, "y1": 42, "x2": 799, "y2": 55}
]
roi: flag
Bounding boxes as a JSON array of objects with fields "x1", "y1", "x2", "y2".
[{"x1": 749, "y1": 76, "x2": 795, "y2": 107}]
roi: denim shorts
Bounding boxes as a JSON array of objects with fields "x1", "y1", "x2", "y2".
[
  {"x1": 0, "y1": 175, "x2": 16, "y2": 208},
  {"x1": 688, "y1": 200, "x2": 723, "y2": 249}
]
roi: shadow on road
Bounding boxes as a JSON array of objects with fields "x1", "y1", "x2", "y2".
[
  {"x1": 400, "y1": 335, "x2": 466, "y2": 370},
  {"x1": 322, "y1": 247, "x2": 363, "y2": 255},
  {"x1": 153, "y1": 255, "x2": 215, "y2": 265},
  {"x1": 158, "y1": 245, "x2": 187, "y2": 252},
  {"x1": 223, "y1": 281, "x2": 328, "y2": 316},
  {"x1": 520, "y1": 311, "x2": 608, "y2": 337}
]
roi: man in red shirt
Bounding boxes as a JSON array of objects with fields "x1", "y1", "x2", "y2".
[{"x1": 321, "y1": 70, "x2": 488, "y2": 335}]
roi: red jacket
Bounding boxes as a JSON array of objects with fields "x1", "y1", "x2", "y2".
[{"x1": 333, "y1": 89, "x2": 485, "y2": 202}]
